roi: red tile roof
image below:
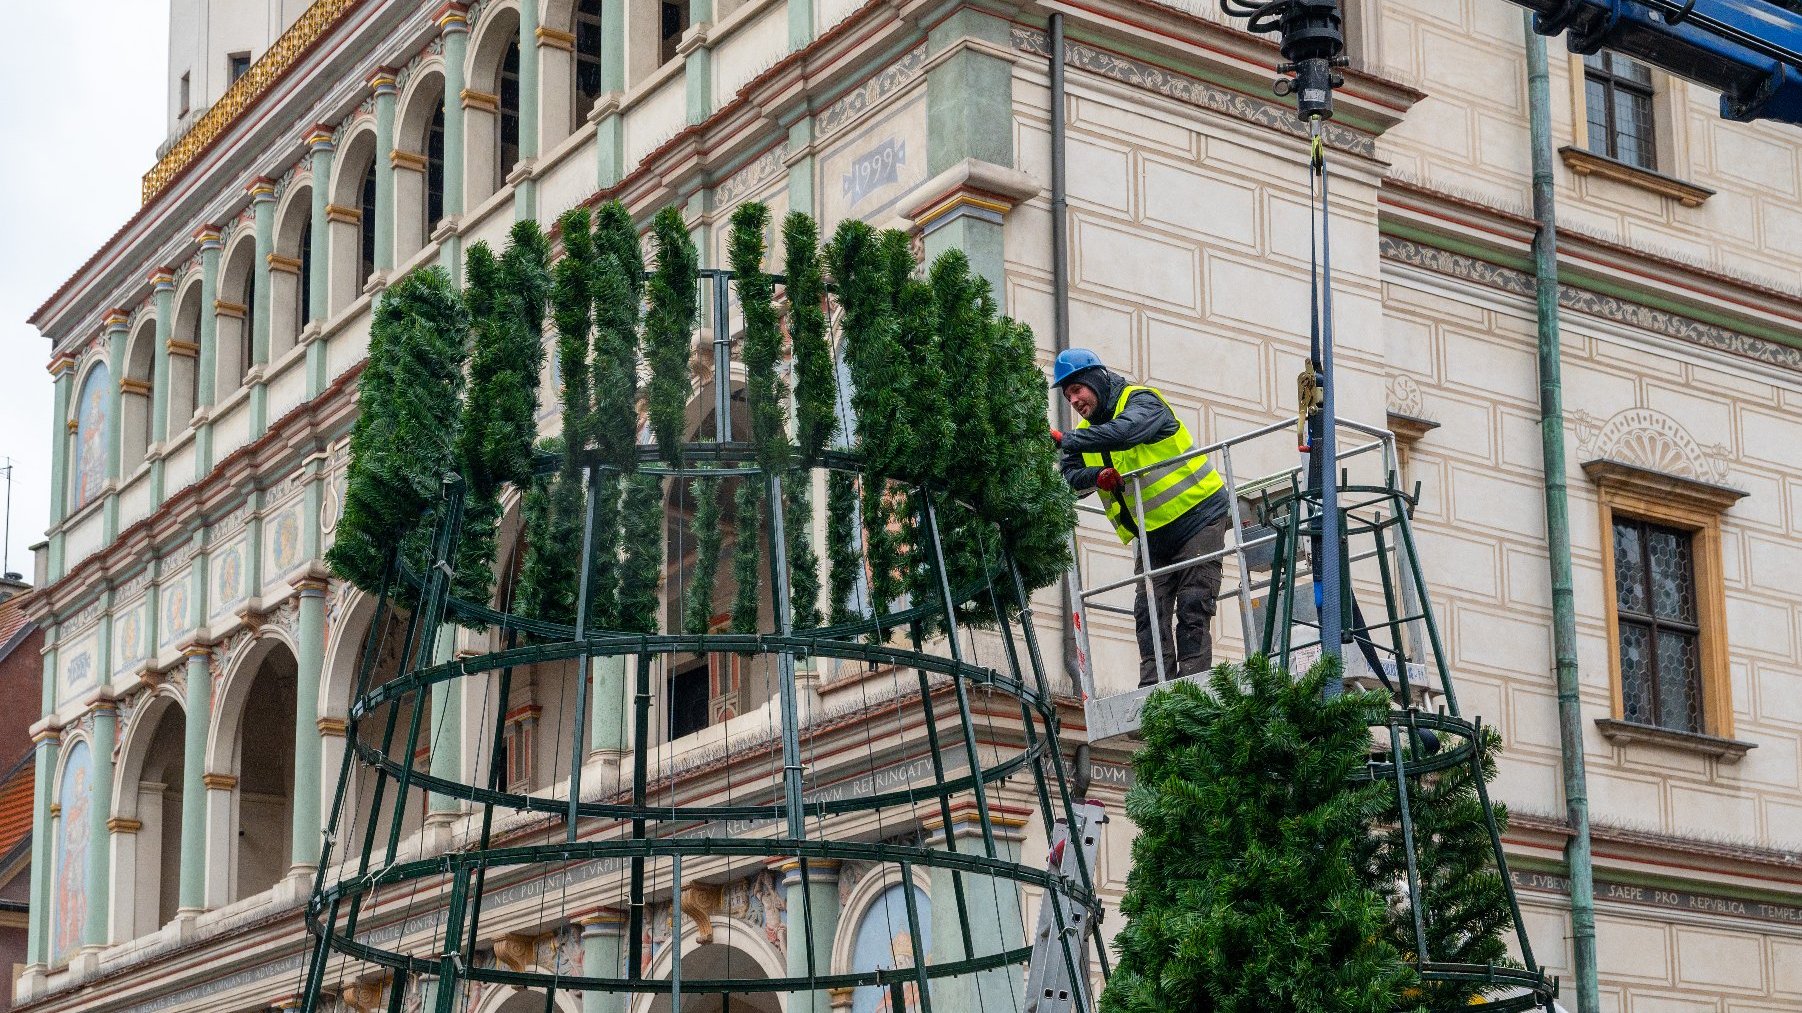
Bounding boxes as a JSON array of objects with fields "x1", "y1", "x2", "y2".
[
  {"x1": 0, "y1": 753, "x2": 36, "y2": 861},
  {"x1": 0, "y1": 593, "x2": 32, "y2": 652}
]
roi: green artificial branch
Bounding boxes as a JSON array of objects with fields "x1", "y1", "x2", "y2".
[
  {"x1": 327, "y1": 266, "x2": 470, "y2": 595},
  {"x1": 731, "y1": 203, "x2": 790, "y2": 474},
  {"x1": 647, "y1": 205, "x2": 698, "y2": 465},
  {"x1": 784, "y1": 477, "x2": 822, "y2": 631},
  {"x1": 826, "y1": 469, "x2": 860, "y2": 627},
  {"x1": 783, "y1": 212, "x2": 835, "y2": 463},
  {"x1": 614, "y1": 473, "x2": 664, "y2": 634},
  {"x1": 1101, "y1": 657, "x2": 1422, "y2": 1013},
  {"x1": 731, "y1": 477, "x2": 764, "y2": 635},
  {"x1": 552, "y1": 208, "x2": 596, "y2": 469},
  {"x1": 591, "y1": 199, "x2": 644, "y2": 473},
  {"x1": 683, "y1": 476, "x2": 726, "y2": 635}
]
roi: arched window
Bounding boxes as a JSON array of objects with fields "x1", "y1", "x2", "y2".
[
  {"x1": 240, "y1": 264, "x2": 257, "y2": 383},
  {"x1": 574, "y1": 0, "x2": 605, "y2": 124},
  {"x1": 227, "y1": 642, "x2": 298, "y2": 901},
  {"x1": 498, "y1": 38, "x2": 521, "y2": 187},
  {"x1": 426, "y1": 105, "x2": 445, "y2": 235},
  {"x1": 359, "y1": 159, "x2": 377, "y2": 286},
  {"x1": 298, "y1": 218, "x2": 313, "y2": 335},
  {"x1": 121, "y1": 321, "x2": 157, "y2": 474}
]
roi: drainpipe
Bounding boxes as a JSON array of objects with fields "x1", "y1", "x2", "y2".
[
  {"x1": 1523, "y1": 18, "x2": 1600, "y2": 1013},
  {"x1": 1050, "y1": 12, "x2": 1083, "y2": 698}
]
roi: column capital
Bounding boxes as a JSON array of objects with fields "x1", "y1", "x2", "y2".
[
  {"x1": 922, "y1": 802, "x2": 1034, "y2": 846},
  {"x1": 106, "y1": 816, "x2": 142, "y2": 834},
  {"x1": 246, "y1": 175, "x2": 278, "y2": 202},
  {"x1": 103, "y1": 308, "x2": 132, "y2": 332},
  {"x1": 201, "y1": 772, "x2": 237, "y2": 791},
  {"x1": 48, "y1": 355, "x2": 77, "y2": 378},
  {"x1": 576, "y1": 907, "x2": 629, "y2": 933},
  {"x1": 148, "y1": 268, "x2": 176, "y2": 293},
  {"x1": 81, "y1": 687, "x2": 119, "y2": 713},
  {"x1": 304, "y1": 123, "x2": 336, "y2": 153},
  {"x1": 771, "y1": 857, "x2": 842, "y2": 886},
  {"x1": 369, "y1": 66, "x2": 399, "y2": 95},
  {"x1": 194, "y1": 225, "x2": 224, "y2": 251},
  {"x1": 291, "y1": 575, "x2": 330, "y2": 597},
  {"x1": 435, "y1": 2, "x2": 470, "y2": 33},
  {"x1": 316, "y1": 716, "x2": 349, "y2": 737},
  {"x1": 28, "y1": 717, "x2": 63, "y2": 745},
  {"x1": 178, "y1": 639, "x2": 216, "y2": 659}
]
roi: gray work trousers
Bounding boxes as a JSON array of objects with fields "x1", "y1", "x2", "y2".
[{"x1": 1135, "y1": 515, "x2": 1230, "y2": 687}]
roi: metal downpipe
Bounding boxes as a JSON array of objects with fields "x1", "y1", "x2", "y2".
[
  {"x1": 1523, "y1": 18, "x2": 1601, "y2": 1013},
  {"x1": 1050, "y1": 12, "x2": 1083, "y2": 697}
]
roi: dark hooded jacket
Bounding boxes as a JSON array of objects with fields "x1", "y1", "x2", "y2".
[{"x1": 1058, "y1": 366, "x2": 1226, "y2": 563}]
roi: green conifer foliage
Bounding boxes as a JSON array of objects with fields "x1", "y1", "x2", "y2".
[
  {"x1": 552, "y1": 208, "x2": 596, "y2": 464},
  {"x1": 1101, "y1": 656, "x2": 1421, "y2": 1013},
  {"x1": 515, "y1": 437, "x2": 584, "y2": 626},
  {"x1": 591, "y1": 199, "x2": 644, "y2": 473},
  {"x1": 825, "y1": 470, "x2": 860, "y2": 626},
  {"x1": 683, "y1": 476, "x2": 725, "y2": 635},
  {"x1": 1362, "y1": 727, "x2": 1517, "y2": 1008},
  {"x1": 984, "y1": 317, "x2": 1075, "y2": 590},
  {"x1": 784, "y1": 479, "x2": 822, "y2": 630},
  {"x1": 828, "y1": 220, "x2": 909, "y2": 483},
  {"x1": 730, "y1": 203, "x2": 789, "y2": 473},
  {"x1": 783, "y1": 212, "x2": 835, "y2": 463},
  {"x1": 328, "y1": 267, "x2": 470, "y2": 593},
  {"x1": 614, "y1": 473, "x2": 664, "y2": 634},
  {"x1": 647, "y1": 206, "x2": 698, "y2": 465},
  {"x1": 731, "y1": 479, "x2": 764, "y2": 634}
]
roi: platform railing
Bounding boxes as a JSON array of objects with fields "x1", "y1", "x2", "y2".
[{"x1": 1066, "y1": 414, "x2": 1400, "y2": 704}]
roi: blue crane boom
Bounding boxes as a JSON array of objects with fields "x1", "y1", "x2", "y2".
[{"x1": 1509, "y1": 0, "x2": 1802, "y2": 123}]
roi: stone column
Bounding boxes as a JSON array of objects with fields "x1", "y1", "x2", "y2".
[
  {"x1": 83, "y1": 693, "x2": 117, "y2": 949},
  {"x1": 683, "y1": 0, "x2": 714, "y2": 125},
  {"x1": 194, "y1": 225, "x2": 223, "y2": 474},
  {"x1": 371, "y1": 68, "x2": 399, "y2": 276},
  {"x1": 46, "y1": 357, "x2": 74, "y2": 578},
  {"x1": 438, "y1": 4, "x2": 470, "y2": 282},
  {"x1": 589, "y1": 655, "x2": 627, "y2": 784},
  {"x1": 922, "y1": 8, "x2": 1017, "y2": 294},
  {"x1": 427, "y1": 626, "x2": 461, "y2": 817},
  {"x1": 304, "y1": 126, "x2": 335, "y2": 400},
  {"x1": 513, "y1": 0, "x2": 541, "y2": 219},
  {"x1": 247, "y1": 175, "x2": 277, "y2": 440},
  {"x1": 780, "y1": 860, "x2": 841, "y2": 1013},
  {"x1": 593, "y1": 0, "x2": 625, "y2": 188},
  {"x1": 579, "y1": 909, "x2": 628, "y2": 1013},
  {"x1": 290, "y1": 577, "x2": 328, "y2": 869},
  {"x1": 926, "y1": 805, "x2": 1030, "y2": 1013},
  {"x1": 24, "y1": 721, "x2": 61, "y2": 973},
  {"x1": 148, "y1": 267, "x2": 175, "y2": 506},
  {"x1": 177, "y1": 644, "x2": 212, "y2": 915},
  {"x1": 102, "y1": 308, "x2": 129, "y2": 545}
]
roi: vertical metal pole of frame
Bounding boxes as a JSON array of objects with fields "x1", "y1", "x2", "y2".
[
  {"x1": 1386, "y1": 723, "x2": 1432, "y2": 965},
  {"x1": 898, "y1": 862, "x2": 935, "y2": 1013},
  {"x1": 713, "y1": 271, "x2": 733, "y2": 443},
  {"x1": 1005, "y1": 560, "x2": 1109, "y2": 980},
  {"x1": 1218, "y1": 445, "x2": 1258, "y2": 652},
  {"x1": 1370, "y1": 517, "x2": 1414, "y2": 705},
  {"x1": 1311, "y1": 120, "x2": 1344, "y2": 683},
  {"x1": 986, "y1": 585, "x2": 1093, "y2": 1013},
  {"x1": 1465, "y1": 717, "x2": 1543, "y2": 978},
  {"x1": 299, "y1": 895, "x2": 342, "y2": 1013},
  {"x1": 765, "y1": 471, "x2": 819, "y2": 979},
  {"x1": 671, "y1": 853, "x2": 684, "y2": 1013},
  {"x1": 628, "y1": 651, "x2": 654, "y2": 980},
  {"x1": 387, "y1": 478, "x2": 465, "y2": 867},
  {"x1": 464, "y1": 629, "x2": 519, "y2": 967},
  {"x1": 1393, "y1": 511, "x2": 1461, "y2": 717},
  {"x1": 435, "y1": 864, "x2": 472, "y2": 1013},
  {"x1": 918, "y1": 496, "x2": 999, "y2": 859},
  {"x1": 569, "y1": 465, "x2": 602, "y2": 842},
  {"x1": 1128, "y1": 475, "x2": 1167, "y2": 683},
  {"x1": 385, "y1": 971, "x2": 408, "y2": 1013}
]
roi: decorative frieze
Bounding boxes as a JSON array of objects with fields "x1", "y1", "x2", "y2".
[{"x1": 819, "y1": 44, "x2": 926, "y2": 138}]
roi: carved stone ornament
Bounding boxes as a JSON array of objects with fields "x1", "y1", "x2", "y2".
[{"x1": 681, "y1": 883, "x2": 724, "y2": 945}]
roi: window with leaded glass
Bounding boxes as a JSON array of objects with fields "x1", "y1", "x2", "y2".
[
  {"x1": 575, "y1": 0, "x2": 605, "y2": 123},
  {"x1": 1612, "y1": 517, "x2": 1701, "y2": 733},
  {"x1": 298, "y1": 219, "x2": 313, "y2": 332},
  {"x1": 426, "y1": 105, "x2": 445, "y2": 235},
  {"x1": 1584, "y1": 52, "x2": 1656, "y2": 170},
  {"x1": 359, "y1": 159, "x2": 377, "y2": 287},
  {"x1": 498, "y1": 40, "x2": 522, "y2": 188}
]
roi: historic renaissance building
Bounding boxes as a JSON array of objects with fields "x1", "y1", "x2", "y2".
[{"x1": 19, "y1": 0, "x2": 1802, "y2": 1011}]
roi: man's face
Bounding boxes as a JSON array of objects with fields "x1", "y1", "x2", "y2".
[{"x1": 1063, "y1": 382, "x2": 1098, "y2": 420}]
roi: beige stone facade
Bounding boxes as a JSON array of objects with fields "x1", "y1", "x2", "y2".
[{"x1": 19, "y1": 1, "x2": 1802, "y2": 1011}]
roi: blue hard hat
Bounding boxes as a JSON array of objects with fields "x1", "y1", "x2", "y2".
[{"x1": 1051, "y1": 348, "x2": 1103, "y2": 388}]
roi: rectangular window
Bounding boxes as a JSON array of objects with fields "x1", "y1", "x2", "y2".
[
  {"x1": 575, "y1": 0, "x2": 605, "y2": 122},
  {"x1": 660, "y1": 1, "x2": 689, "y2": 66},
  {"x1": 1584, "y1": 52, "x2": 1656, "y2": 170},
  {"x1": 1612, "y1": 517, "x2": 1702, "y2": 733},
  {"x1": 179, "y1": 71, "x2": 191, "y2": 116},
  {"x1": 228, "y1": 52, "x2": 252, "y2": 84},
  {"x1": 668, "y1": 661, "x2": 710, "y2": 740}
]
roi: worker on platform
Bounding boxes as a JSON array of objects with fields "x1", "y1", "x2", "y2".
[{"x1": 1051, "y1": 349, "x2": 1230, "y2": 687}]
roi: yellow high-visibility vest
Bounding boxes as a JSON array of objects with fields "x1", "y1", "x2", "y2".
[{"x1": 1079, "y1": 385, "x2": 1223, "y2": 545}]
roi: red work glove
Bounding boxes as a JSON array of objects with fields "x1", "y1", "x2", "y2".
[
  {"x1": 1049, "y1": 428, "x2": 1064, "y2": 447},
  {"x1": 1095, "y1": 467, "x2": 1122, "y2": 493}
]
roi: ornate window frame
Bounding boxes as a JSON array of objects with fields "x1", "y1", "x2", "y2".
[{"x1": 1584, "y1": 458, "x2": 1752, "y2": 762}]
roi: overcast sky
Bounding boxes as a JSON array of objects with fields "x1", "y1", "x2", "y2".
[{"x1": 0, "y1": 4, "x2": 167, "y2": 580}]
